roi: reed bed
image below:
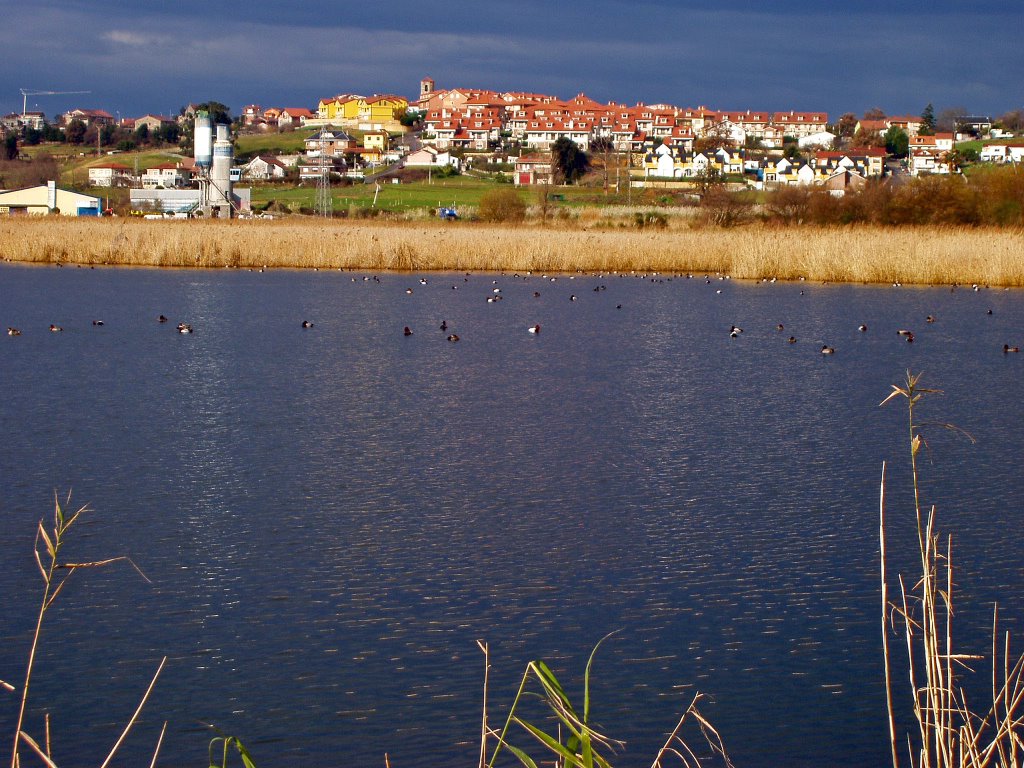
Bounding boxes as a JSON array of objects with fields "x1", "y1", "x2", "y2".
[{"x1": 2, "y1": 218, "x2": 1023, "y2": 286}]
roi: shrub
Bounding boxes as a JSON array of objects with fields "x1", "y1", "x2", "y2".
[{"x1": 478, "y1": 188, "x2": 527, "y2": 223}]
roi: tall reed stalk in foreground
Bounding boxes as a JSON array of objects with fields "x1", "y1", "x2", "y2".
[
  {"x1": 476, "y1": 634, "x2": 731, "y2": 768},
  {"x1": 880, "y1": 373, "x2": 1024, "y2": 768},
  {"x1": 5, "y1": 493, "x2": 166, "y2": 768}
]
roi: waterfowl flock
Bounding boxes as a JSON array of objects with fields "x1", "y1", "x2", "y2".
[{"x1": 3, "y1": 270, "x2": 1019, "y2": 361}]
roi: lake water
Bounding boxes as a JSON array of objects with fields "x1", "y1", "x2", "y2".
[{"x1": 1, "y1": 263, "x2": 1023, "y2": 768}]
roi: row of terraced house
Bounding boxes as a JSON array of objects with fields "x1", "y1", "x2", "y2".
[{"x1": 416, "y1": 78, "x2": 830, "y2": 153}]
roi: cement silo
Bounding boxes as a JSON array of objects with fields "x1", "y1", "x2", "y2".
[
  {"x1": 210, "y1": 123, "x2": 233, "y2": 214},
  {"x1": 194, "y1": 112, "x2": 213, "y2": 169}
]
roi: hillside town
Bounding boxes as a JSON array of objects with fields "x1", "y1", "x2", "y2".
[{"x1": 2, "y1": 77, "x2": 1023, "y2": 218}]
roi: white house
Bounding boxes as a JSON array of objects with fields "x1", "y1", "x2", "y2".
[
  {"x1": 141, "y1": 163, "x2": 193, "y2": 189},
  {"x1": 404, "y1": 146, "x2": 461, "y2": 170},
  {"x1": 241, "y1": 155, "x2": 289, "y2": 180},
  {"x1": 88, "y1": 163, "x2": 134, "y2": 187},
  {"x1": 798, "y1": 131, "x2": 836, "y2": 149},
  {"x1": 909, "y1": 150, "x2": 952, "y2": 176},
  {"x1": 979, "y1": 144, "x2": 1024, "y2": 164}
]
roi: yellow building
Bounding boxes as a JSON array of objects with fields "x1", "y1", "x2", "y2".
[
  {"x1": 363, "y1": 129, "x2": 388, "y2": 151},
  {"x1": 317, "y1": 94, "x2": 408, "y2": 124},
  {"x1": 361, "y1": 95, "x2": 407, "y2": 122},
  {"x1": 317, "y1": 95, "x2": 361, "y2": 122}
]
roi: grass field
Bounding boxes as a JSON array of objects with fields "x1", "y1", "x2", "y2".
[
  {"x1": 249, "y1": 175, "x2": 645, "y2": 214},
  {"x1": 251, "y1": 176, "x2": 535, "y2": 212},
  {"x1": 234, "y1": 128, "x2": 318, "y2": 157}
]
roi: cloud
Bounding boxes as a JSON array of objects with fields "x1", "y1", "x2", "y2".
[
  {"x1": 103, "y1": 30, "x2": 175, "y2": 48},
  {"x1": 0, "y1": 2, "x2": 1020, "y2": 118}
]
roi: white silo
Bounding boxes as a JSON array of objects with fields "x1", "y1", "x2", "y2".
[
  {"x1": 194, "y1": 112, "x2": 213, "y2": 169},
  {"x1": 210, "y1": 123, "x2": 233, "y2": 212}
]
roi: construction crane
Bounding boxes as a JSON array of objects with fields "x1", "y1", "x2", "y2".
[{"x1": 19, "y1": 88, "x2": 92, "y2": 117}]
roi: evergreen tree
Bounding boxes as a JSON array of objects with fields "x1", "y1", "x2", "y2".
[
  {"x1": 884, "y1": 126, "x2": 909, "y2": 158},
  {"x1": 920, "y1": 103, "x2": 936, "y2": 136},
  {"x1": 3, "y1": 133, "x2": 18, "y2": 161},
  {"x1": 65, "y1": 119, "x2": 86, "y2": 145},
  {"x1": 551, "y1": 137, "x2": 588, "y2": 184}
]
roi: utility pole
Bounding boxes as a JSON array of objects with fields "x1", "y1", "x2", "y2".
[{"x1": 315, "y1": 128, "x2": 332, "y2": 218}]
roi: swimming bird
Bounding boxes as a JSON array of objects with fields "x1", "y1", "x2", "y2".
[
  {"x1": 987, "y1": 309, "x2": 994, "y2": 315},
  {"x1": 528, "y1": 324, "x2": 541, "y2": 334},
  {"x1": 788, "y1": 336, "x2": 797, "y2": 344},
  {"x1": 570, "y1": 295, "x2": 577, "y2": 301},
  {"x1": 404, "y1": 326, "x2": 413, "y2": 336},
  {"x1": 177, "y1": 323, "x2": 192, "y2": 334},
  {"x1": 926, "y1": 315, "x2": 936, "y2": 323},
  {"x1": 7, "y1": 327, "x2": 21, "y2": 336},
  {"x1": 405, "y1": 288, "x2": 414, "y2": 295},
  {"x1": 302, "y1": 320, "x2": 314, "y2": 328},
  {"x1": 821, "y1": 345, "x2": 835, "y2": 355},
  {"x1": 158, "y1": 315, "x2": 168, "y2": 323},
  {"x1": 49, "y1": 324, "x2": 62, "y2": 332},
  {"x1": 776, "y1": 324, "x2": 784, "y2": 331},
  {"x1": 1004, "y1": 344, "x2": 1019, "y2": 353},
  {"x1": 730, "y1": 325, "x2": 744, "y2": 336},
  {"x1": 447, "y1": 334, "x2": 460, "y2": 342},
  {"x1": 858, "y1": 324, "x2": 868, "y2": 332},
  {"x1": 533, "y1": 292, "x2": 541, "y2": 298},
  {"x1": 616, "y1": 304, "x2": 622, "y2": 310},
  {"x1": 92, "y1": 320, "x2": 104, "y2": 326},
  {"x1": 897, "y1": 329, "x2": 913, "y2": 338},
  {"x1": 419, "y1": 278, "x2": 428, "y2": 285},
  {"x1": 440, "y1": 320, "x2": 448, "y2": 331}
]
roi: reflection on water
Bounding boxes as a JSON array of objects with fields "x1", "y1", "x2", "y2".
[{"x1": 1, "y1": 264, "x2": 1023, "y2": 767}]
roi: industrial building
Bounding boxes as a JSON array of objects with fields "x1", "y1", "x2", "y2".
[
  {"x1": 129, "y1": 111, "x2": 249, "y2": 217},
  {"x1": 0, "y1": 182, "x2": 102, "y2": 216}
]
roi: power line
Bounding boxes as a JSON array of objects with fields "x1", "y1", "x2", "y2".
[{"x1": 315, "y1": 128, "x2": 332, "y2": 218}]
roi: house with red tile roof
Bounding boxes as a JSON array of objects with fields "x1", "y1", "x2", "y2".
[
  {"x1": 279, "y1": 108, "x2": 315, "y2": 128},
  {"x1": 63, "y1": 108, "x2": 115, "y2": 127}
]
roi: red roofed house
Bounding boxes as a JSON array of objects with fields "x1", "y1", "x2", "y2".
[
  {"x1": 63, "y1": 108, "x2": 115, "y2": 127},
  {"x1": 514, "y1": 155, "x2": 554, "y2": 186},
  {"x1": 772, "y1": 111, "x2": 829, "y2": 139},
  {"x1": 279, "y1": 108, "x2": 315, "y2": 128}
]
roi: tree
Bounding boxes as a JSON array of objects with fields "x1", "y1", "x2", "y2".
[
  {"x1": 65, "y1": 118, "x2": 86, "y2": 145},
  {"x1": 589, "y1": 135, "x2": 616, "y2": 193},
  {"x1": 864, "y1": 106, "x2": 887, "y2": 120},
  {"x1": 134, "y1": 124, "x2": 150, "y2": 146},
  {"x1": 699, "y1": 185, "x2": 752, "y2": 227},
  {"x1": 478, "y1": 188, "x2": 527, "y2": 222},
  {"x1": 884, "y1": 125, "x2": 909, "y2": 158},
  {"x1": 156, "y1": 122, "x2": 180, "y2": 145},
  {"x1": 550, "y1": 136, "x2": 588, "y2": 184},
  {"x1": 194, "y1": 101, "x2": 232, "y2": 125},
  {"x1": 920, "y1": 103, "x2": 936, "y2": 135},
  {"x1": 997, "y1": 109, "x2": 1024, "y2": 133},
  {"x1": 3, "y1": 134, "x2": 18, "y2": 161},
  {"x1": 851, "y1": 127, "x2": 885, "y2": 149},
  {"x1": 936, "y1": 106, "x2": 967, "y2": 133},
  {"x1": 837, "y1": 112, "x2": 858, "y2": 138}
]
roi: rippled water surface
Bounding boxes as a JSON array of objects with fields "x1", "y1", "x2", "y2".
[{"x1": 1, "y1": 263, "x2": 1023, "y2": 767}]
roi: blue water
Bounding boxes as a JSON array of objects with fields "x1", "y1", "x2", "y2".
[{"x1": 1, "y1": 263, "x2": 1022, "y2": 767}]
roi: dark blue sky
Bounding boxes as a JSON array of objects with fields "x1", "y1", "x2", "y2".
[{"x1": 3, "y1": 0, "x2": 1021, "y2": 121}]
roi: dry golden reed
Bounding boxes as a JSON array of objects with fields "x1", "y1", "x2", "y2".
[{"x1": 2, "y1": 217, "x2": 1023, "y2": 286}]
